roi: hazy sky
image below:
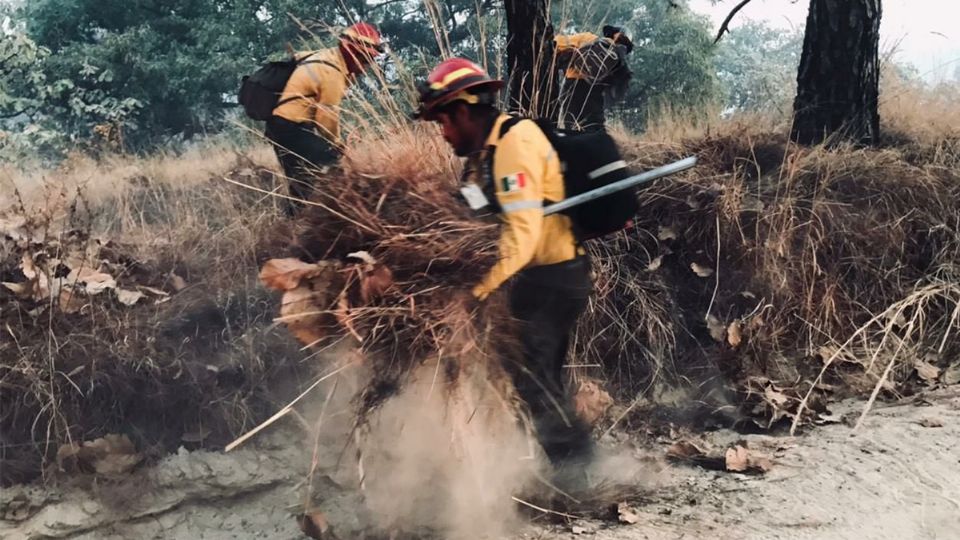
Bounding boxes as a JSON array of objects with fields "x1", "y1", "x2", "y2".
[{"x1": 689, "y1": 0, "x2": 960, "y2": 82}]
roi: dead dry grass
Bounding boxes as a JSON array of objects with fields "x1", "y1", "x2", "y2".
[
  {"x1": 0, "y1": 139, "x2": 311, "y2": 485},
  {"x1": 598, "y1": 105, "x2": 960, "y2": 430}
]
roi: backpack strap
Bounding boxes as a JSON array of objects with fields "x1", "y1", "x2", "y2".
[
  {"x1": 497, "y1": 115, "x2": 524, "y2": 139},
  {"x1": 487, "y1": 115, "x2": 569, "y2": 212}
]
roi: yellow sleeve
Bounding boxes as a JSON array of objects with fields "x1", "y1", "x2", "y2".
[
  {"x1": 554, "y1": 32, "x2": 599, "y2": 52},
  {"x1": 312, "y1": 66, "x2": 347, "y2": 143},
  {"x1": 472, "y1": 123, "x2": 549, "y2": 300}
]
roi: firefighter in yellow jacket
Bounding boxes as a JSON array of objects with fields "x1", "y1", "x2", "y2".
[
  {"x1": 266, "y1": 23, "x2": 383, "y2": 215},
  {"x1": 554, "y1": 25, "x2": 634, "y2": 132},
  {"x1": 415, "y1": 58, "x2": 594, "y2": 488}
]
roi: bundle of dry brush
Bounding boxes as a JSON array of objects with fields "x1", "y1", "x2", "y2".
[{"x1": 260, "y1": 122, "x2": 515, "y2": 419}]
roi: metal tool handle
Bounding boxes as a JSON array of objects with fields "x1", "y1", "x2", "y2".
[{"x1": 543, "y1": 156, "x2": 698, "y2": 216}]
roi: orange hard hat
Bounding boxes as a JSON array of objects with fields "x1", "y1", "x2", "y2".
[
  {"x1": 340, "y1": 22, "x2": 384, "y2": 56},
  {"x1": 414, "y1": 57, "x2": 504, "y2": 119}
]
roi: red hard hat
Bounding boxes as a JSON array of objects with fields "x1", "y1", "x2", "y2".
[
  {"x1": 414, "y1": 57, "x2": 504, "y2": 119},
  {"x1": 340, "y1": 22, "x2": 384, "y2": 55}
]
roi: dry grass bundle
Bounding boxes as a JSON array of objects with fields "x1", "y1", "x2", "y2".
[{"x1": 260, "y1": 122, "x2": 519, "y2": 417}]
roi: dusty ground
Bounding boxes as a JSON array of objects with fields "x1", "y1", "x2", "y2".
[{"x1": 2, "y1": 386, "x2": 958, "y2": 540}]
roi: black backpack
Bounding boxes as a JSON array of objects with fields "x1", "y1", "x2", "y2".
[
  {"x1": 495, "y1": 117, "x2": 638, "y2": 239},
  {"x1": 238, "y1": 53, "x2": 337, "y2": 121}
]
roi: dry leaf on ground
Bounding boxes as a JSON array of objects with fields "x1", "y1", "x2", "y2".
[
  {"x1": 666, "y1": 441, "x2": 706, "y2": 460},
  {"x1": 617, "y1": 502, "x2": 640, "y2": 524},
  {"x1": 280, "y1": 287, "x2": 330, "y2": 347},
  {"x1": 3, "y1": 281, "x2": 33, "y2": 297},
  {"x1": 646, "y1": 255, "x2": 663, "y2": 272},
  {"x1": 763, "y1": 384, "x2": 790, "y2": 409},
  {"x1": 942, "y1": 364, "x2": 960, "y2": 385},
  {"x1": 914, "y1": 360, "x2": 941, "y2": 383},
  {"x1": 691, "y1": 262, "x2": 714, "y2": 277},
  {"x1": 571, "y1": 524, "x2": 588, "y2": 534},
  {"x1": 260, "y1": 258, "x2": 328, "y2": 291},
  {"x1": 724, "y1": 445, "x2": 750, "y2": 471},
  {"x1": 574, "y1": 379, "x2": 613, "y2": 425},
  {"x1": 668, "y1": 440, "x2": 771, "y2": 473},
  {"x1": 298, "y1": 510, "x2": 336, "y2": 539},
  {"x1": 727, "y1": 320, "x2": 743, "y2": 347},
  {"x1": 724, "y1": 444, "x2": 772, "y2": 474},
  {"x1": 72, "y1": 268, "x2": 117, "y2": 295},
  {"x1": 814, "y1": 412, "x2": 843, "y2": 425},
  {"x1": 817, "y1": 343, "x2": 860, "y2": 365},
  {"x1": 139, "y1": 285, "x2": 169, "y2": 297},
  {"x1": 0, "y1": 215, "x2": 30, "y2": 242},
  {"x1": 116, "y1": 289, "x2": 144, "y2": 306},
  {"x1": 359, "y1": 264, "x2": 394, "y2": 303},
  {"x1": 57, "y1": 434, "x2": 143, "y2": 476},
  {"x1": 58, "y1": 287, "x2": 86, "y2": 314},
  {"x1": 171, "y1": 273, "x2": 188, "y2": 291},
  {"x1": 4, "y1": 254, "x2": 50, "y2": 301},
  {"x1": 657, "y1": 226, "x2": 678, "y2": 241},
  {"x1": 917, "y1": 417, "x2": 944, "y2": 428},
  {"x1": 706, "y1": 315, "x2": 726, "y2": 342}
]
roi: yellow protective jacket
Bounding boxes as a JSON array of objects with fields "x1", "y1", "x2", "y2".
[
  {"x1": 554, "y1": 32, "x2": 603, "y2": 80},
  {"x1": 471, "y1": 114, "x2": 582, "y2": 300},
  {"x1": 272, "y1": 47, "x2": 349, "y2": 144}
]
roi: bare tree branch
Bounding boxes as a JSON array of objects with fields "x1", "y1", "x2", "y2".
[
  {"x1": 0, "y1": 106, "x2": 37, "y2": 120},
  {"x1": 714, "y1": 0, "x2": 756, "y2": 44}
]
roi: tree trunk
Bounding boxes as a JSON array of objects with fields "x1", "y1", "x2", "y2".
[
  {"x1": 791, "y1": 0, "x2": 882, "y2": 145},
  {"x1": 503, "y1": 0, "x2": 555, "y2": 118}
]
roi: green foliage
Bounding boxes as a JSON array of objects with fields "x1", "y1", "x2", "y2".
[
  {"x1": 714, "y1": 20, "x2": 802, "y2": 114},
  {"x1": 1, "y1": 26, "x2": 142, "y2": 162},
  {"x1": 4, "y1": 0, "x2": 814, "y2": 155},
  {"x1": 615, "y1": 0, "x2": 718, "y2": 127},
  {"x1": 11, "y1": 0, "x2": 501, "y2": 152},
  {"x1": 20, "y1": 0, "x2": 288, "y2": 148}
]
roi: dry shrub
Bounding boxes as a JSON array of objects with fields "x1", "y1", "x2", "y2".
[
  {"x1": 0, "y1": 143, "x2": 306, "y2": 486},
  {"x1": 589, "y1": 120, "x2": 960, "y2": 428}
]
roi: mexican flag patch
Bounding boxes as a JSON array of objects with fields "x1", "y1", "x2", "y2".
[{"x1": 500, "y1": 172, "x2": 527, "y2": 193}]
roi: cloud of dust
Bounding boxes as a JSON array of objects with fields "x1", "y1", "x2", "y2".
[
  {"x1": 301, "y1": 349, "x2": 666, "y2": 538},
  {"x1": 355, "y1": 357, "x2": 538, "y2": 539}
]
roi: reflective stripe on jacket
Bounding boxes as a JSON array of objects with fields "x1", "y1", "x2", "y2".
[
  {"x1": 471, "y1": 114, "x2": 582, "y2": 300},
  {"x1": 272, "y1": 48, "x2": 349, "y2": 144}
]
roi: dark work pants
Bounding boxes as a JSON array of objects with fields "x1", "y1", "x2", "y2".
[
  {"x1": 506, "y1": 257, "x2": 594, "y2": 467},
  {"x1": 560, "y1": 79, "x2": 607, "y2": 133},
  {"x1": 264, "y1": 116, "x2": 338, "y2": 215}
]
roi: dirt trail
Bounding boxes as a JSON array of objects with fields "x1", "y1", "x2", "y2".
[
  {"x1": 527, "y1": 386, "x2": 960, "y2": 540},
  {"x1": 2, "y1": 387, "x2": 958, "y2": 540}
]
